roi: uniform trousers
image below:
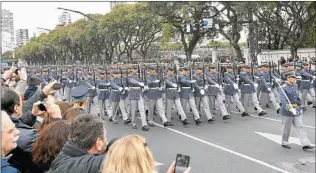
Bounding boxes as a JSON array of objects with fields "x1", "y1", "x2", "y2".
[
  {"x1": 166, "y1": 98, "x2": 187, "y2": 122},
  {"x1": 65, "y1": 87, "x2": 72, "y2": 102},
  {"x1": 225, "y1": 93, "x2": 245, "y2": 113},
  {"x1": 260, "y1": 92, "x2": 280, "y2": 110},
  {"x1": 86, "y1": 96, "x2": 94, "y2": 113},
  {"x1": 301, "y1": 88, "x2": 315, "y2": 107},
  {"x1": 209, "y1": 94, "x2": 229, "y2": 116},
  {"x1": 130, "y1": 97, "x2": 147, "y2": 127},
  {"x1": 272, "y1": 87, "x2": 281, "y2": 103},
  {"x1": 111, "y1": 98, "x2": 129, "y2": 121},
  {"x1": 195, "y1": 96, "x2": 213, "y2": 120},
  {"x1": 181, "y1": 97, "x2": 201, "y2": 120},
  {"x1": 99, "y1": 99, "x2": 112, "y2": 120},
  {"x1": 148, "y1": 98, "x2": 168, "y2": 124},
  {"x1": 282, "y1": 115, "x2": 311, "y2": 146},
  {"x1": 241, "y1": 92, "x2": 263, "y2": 112}
]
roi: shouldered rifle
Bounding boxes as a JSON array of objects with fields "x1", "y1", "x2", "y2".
[
  {"x1": 268, "y1": 61, "x2": 272, "y2": 83},
  {"x1": 93, "y1": 68, "x2": 96, "y2": 88},
  {"x1": 251, "y1": 61, "x2": 255, "y2": 82},
  {"x1": 190, "y1": 61, "x2": 193, "y2": 90}
]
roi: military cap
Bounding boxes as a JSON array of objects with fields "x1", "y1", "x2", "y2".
[
  {"x1": 226, "y1": 65, "x2": 233, "y2": 69},
  {"x1": 303, "y1": 62, "x2": 309, "y2": 66},
  {"x1": 287, "y1": 62, "x2": 294, "y2": 66},
  {"x1": 261, "y1": 64, "x2": 268, "y2": 68},
  {"x1": 42, "y1": 69, "x2": 48, "y2": 72},
  {"x1": 182, "y1": 66, "x2": 190, "y2": 71},
  {"x1": 87, "y1": 72, "x2": 93, "y2": 75},
  {"x1": 196, "y1": 65, "x2": 203, "y2": 70},
  {"x1": 148, "y1": 66, "x2": 157, "y2": 70},
  {"x1": 283, "y1": 70, "x2": 296, "y2": 79},
  {"x1": 167, "y1": 66, "x2": 174, "y2": 71},
  {"x1": 282, "y1": 63, "x2": 288, "y2": 67},
  {"x1": 99, "y1": 72, "x2": 105, "y2": 75},
  {"x1": 243, "y1": 65, "x2": 251, "y2": 69},
  {"x1": 112, "y1": 69, "x2": 120, "y2": 74},
  {"x1": 209, "y1": 65, "x2": 217, "y2": 69},
  {"x1": 131, "y1": 65, "x2": 138, "y2": 69},
  {"x1": 71, "y1": 85, "x2": 88, "y2": 100}
]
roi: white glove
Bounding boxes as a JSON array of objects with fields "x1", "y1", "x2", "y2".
[
  {"x1": 124, "y1": 87, "x2": 130, "y2": 91},
  {"x1": 267, "y1": 88, "x2": 271, "y2": 92},
  {"x1": 118, "y1": 87, "x2": 123, "y2": 92},
  {"x1": 214, "y1": 84, "x2": 220, "y2": 88},
  {"x1": 154, "y1": 80, "x2": 160, "y2": 83},
  {"x1": 236, "y1": 77, "x2": 240, "y2": 81},
  {"x1": 204, "y1": 85, "x2": 209, "y2": 90},
  {"x1": 159, "y1": 87, "x2": 162, "y2": 91},
  {"x1": 200, "y1": 89, "x2": 205, "y2": 95},
  {"x1": 69, "y1": 80, "x2": 73, "y2": 83},
  {"x1": 276, "y1": 78, "x2": 281, "y2": 83},
  {"x1": 254, "y1": 83, "x2": 258, "y2": 88},
  {"x1": 172, "y1": 84, "x2": 177, "y2": 88},
  {"x1": 192, "y1": 88, "x2": 195, "y2": 93},
  {"x1": 92, "y1": 86, "x2": 95, "y2": 90},
  {"x1": 313, "y1": 76, "x2": 316, "y2": 79},
  {"x1": 139, "y1": 82, "x2": 144, "y2": 87},
  {"x1": 190, "y1": 80, "x2": 197, "y2": 83},
  {"x1": 233, "y1": 83, "x2": 238, "y2": 90},
  {"x1": 144, "y1": 86, "x2": 149, "y2": 90},
  {"x1": 289, "y1": 108, "x2": 297, "y2": 115}
]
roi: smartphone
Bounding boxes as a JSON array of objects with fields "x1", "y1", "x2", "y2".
[
  {"x1": 174, "y1": 154, "x2": 190, "y2": 173},
  {"x1": 14, "y1": 68, "x2": 20, "y2": 75},
  {"x1": 38, "y1": 103, "x2": 47, "y2": 111},
  {"x1": 52, "y1": 83, "x2": 62, "y2": 90}
]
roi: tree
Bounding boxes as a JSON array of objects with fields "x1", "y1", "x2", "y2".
[
  {"x1": 149, "y1": 1, "x2": 225, "y2": 61},
  {"x1": 1, "y1": 51, "x2": 14, "y2": 60},
  {"x1": 254, "y1": 1, "x2": 316, "y2": 58}
]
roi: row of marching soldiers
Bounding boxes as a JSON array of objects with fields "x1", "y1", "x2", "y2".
[{"x1": 25, "y1": 60, "x2": 316, "y2": 131}]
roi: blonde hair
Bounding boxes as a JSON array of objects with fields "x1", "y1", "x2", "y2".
[
  {"x1": 72, "y1": 98, "x2": 86, "y2": 108},
  {"x1": 102, "y1": 135, "x2": 155, "y2": 173}
]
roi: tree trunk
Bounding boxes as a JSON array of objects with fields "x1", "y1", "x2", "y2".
[
  {"x1": 231, "y1": 42, "x2": 243, "y2": 61},
  {"x1": 290, "y1": 46, "x2": 298, "y2": 60}
]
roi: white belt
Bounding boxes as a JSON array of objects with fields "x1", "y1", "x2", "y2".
[
  {"x1": 243, "y1": 84, "x2": 251, "y2": 86},
  {"x1": 99, "y1": 89, "x2": 108, "y2": 91},
  {"x1": 112, "y1": 90, "x2": 120, "y2": 92},
  {"x1": 168, "y1": 88, "x2": 177, "y2": 90},
  {"x1": 302, "y1": 80, "x2": 310, "y2": 81},
  {"x1": 130, "y1": 87, "x2": 141, "y2": 89},
  {"x1": 182, "y1": 87, "x2": 191, "y2": 89},
  {"x1": 149, "y1": 87, "x2": 159, "y2": 89}
]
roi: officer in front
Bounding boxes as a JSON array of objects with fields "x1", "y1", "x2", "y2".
[{"x1": 279, "y1": 71, "x2": 315, "y2": 151}]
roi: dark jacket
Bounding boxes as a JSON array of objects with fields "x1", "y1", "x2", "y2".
[
  {"x1": 47, "y1": 142, "x2": 105, "y2": 173},
  {"x1": 24, "y1": 87, "x2": 39, "y2": 101},
  {"x1": 1, "y1": 158, "x2": 20, "y2": 173},
  {"x1": 8, "y1": 117, "x2": 37, "y2": 173}
]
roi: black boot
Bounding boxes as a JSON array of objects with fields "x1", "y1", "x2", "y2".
[
  {"x1": 302, "y1": 145, "x2": 315, "y2": 151},
  {"x1": 163, "y1": 122, "x2": 174, "y2": 127},
  {"x1": 241, "y1": 111, "x2": 249, "y2": 117},
  {"x1": 182, "y1": 119, "x2": 190, "y2": 126},
  {"x1": 258, "y1": 111, "x2": 267, "y2": 116},
  {"x1": 142, "y1": 125, "x2": 149, "y2": 131},
  {"x1": 277, "y1": 108, "x2": 280, "y2": 114},
  {"x1": 254, "y1": 107, "x2": 258, "y2": 111},
  {"x1": 307, "y1": 101, "x2": 313, "y2": 105},
  {"x1": 282, "y1": 145, "x2": 291, "y2": 149},
  {"x1": 124, "y1": 119, "x2": 131, "y2": 125},
  {"x1": 223, "y1": 115, "x2": 231, "y2": 120},
  {"x1": 208, "y1": 117, "x2": 216, "y2": 123},
  {"x1": 195, "y1": 118, "x2": 202, "y2": 126}
]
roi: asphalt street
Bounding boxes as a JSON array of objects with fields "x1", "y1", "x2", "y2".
[{"x1": 59, "y1": 92, "x2": 315, "y2": 173}]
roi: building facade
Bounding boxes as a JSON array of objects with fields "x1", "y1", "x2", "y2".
[
  {"x1": 58, "y1": 11, "x2": 71, "y2": 26},
  {"x1": 16, "y1": 29, "x2": 29, "y2": 48},
  {"x1": 1, "y1": 9, "x2": 14, "y2": 53}
]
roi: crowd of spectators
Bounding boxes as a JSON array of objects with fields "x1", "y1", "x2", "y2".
[{"x1": 1, "y1": 67, "x2": 191, "y2": 173}]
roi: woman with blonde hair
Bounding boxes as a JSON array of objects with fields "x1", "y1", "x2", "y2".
[{"x1": 102, "y1": 135, "x2": 191, "y2": 173}]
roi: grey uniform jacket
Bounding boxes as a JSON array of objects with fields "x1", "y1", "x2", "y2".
[
  {"x1": 96, "y1": 79, "x2": 110, "y2": 100},
  {"x1": 239, "y1": 72, "x2": 256, "y2": 94},
  {"x1": 179, "y1": 75, "x2": 194, "y2": 99},
  {"x1": 206, "y1": 72, "x2": 221, "y2": 96},
  {"x1": 128, "y1": 73, "x2": 143, "y2": 100},
  {"x1": 299, "y1": 69, "x2": 313, "y2": 89},
  {"x1": 193, "y1": 73, "x2": 205, "y2": 98},
  {"x1": 260, "y1": 71, "x2": 273, "y2": 93},
  {"x1": 165, "y1": 74, "x2": 180, "y2": 99},
  {"x1": 223, "y1": 72, "x2": 238, "y2": 95},
  {"x1": 146, "y1": 74, "x2": 162, "y2": 100},
  {"x1": 109, "y1": 78, "x2": 123, "y2": 102}
]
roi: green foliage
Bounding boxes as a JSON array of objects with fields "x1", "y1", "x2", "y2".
[
  {"x1": 1, "y1": 51, "x2": 14, "y2": 60},
  {"x1": 159, "y1": 42, "x2": 183, "y2": 51}
]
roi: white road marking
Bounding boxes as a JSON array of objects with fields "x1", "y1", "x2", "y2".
[
  {"x1": 154, "y1": 162, "x2": 164, "y2": 166},
  {"x1": 230, "y1": 111, "x2": 315, "y2": 129},
  {"x1": 254, "y1": 131, "x2": 302, "y2": 145},
  {"x1": 153, "y1": 122, "x2": 291, "y2": 173}
]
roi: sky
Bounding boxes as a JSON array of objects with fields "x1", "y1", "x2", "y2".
[{"x1": 2, "y1": 1, "x2": 112, "y2": 36}]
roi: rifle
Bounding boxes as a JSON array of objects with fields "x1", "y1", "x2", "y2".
[
  {"x1": 120, "y1": 67, "x2": 125, "y2": 94},
  {"x1": 268, "y1": 61, "x2": 272, "y2": 84},
  {"x1": 251, "y1": 61, "x2": 255, "y2": 82},
  {"x1": 202, "y1": 59, "x2": 206, "y2": 87},
  {"x1": 190, "y1": 61, "x2": 193, "y2": 91},
  {"x1": 93, "y1": 68, "x2": 96, "y2": 88}
]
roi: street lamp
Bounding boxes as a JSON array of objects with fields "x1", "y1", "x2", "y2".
[{"x1": 57, "y1": 7, "x2": 99, "y2": 22}]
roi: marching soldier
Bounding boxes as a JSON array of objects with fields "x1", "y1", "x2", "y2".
[
  {"x1": 239, "y1": 65, "x2": 267, "y2": 116},
  {"x1": 64, "y1": 66, "x2": 75, "y2": 102},
  {"x1": 179, "y1": 66, "x2": 202, "y2": 125},
  {"x1": 145, "y1": 66, "x2": 173, "y2": 127},
  {"x1": 84, "y1": 72, "x2": 97, "y2": 113},
  {"x1": 109, "y1": 69, "x2": 130, "y2": 124},
  {"x1": 193, "y1": 65, "x2": 216, "y2": 123},
  {"x1": 300, "y1": 63, "x2": 315, "y2": 110},
  {"x1": 165, "y1": 67, "x2": 190, "y2": 126},
  {"x1": 96, "y1": 72, "x2": 111, "y2": 119},
  {"x1": 259, "y1": 64, "x2": 281, "y2": 113},
  {"x1": 127, "y1": 66, "x2": 149, "y2": 131},
  {"x1": 206, "y1": 65, "x2": 231, "y2": 120},
  {"x1": 279, "y1": 71, "x2": 315, "y2": 151},
  {"x1": 223, "y1": 65, "x2": 249, "y2": 117}
]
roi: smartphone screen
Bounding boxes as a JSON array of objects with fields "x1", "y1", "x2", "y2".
[{"x1": 174, "y1": 154, "x2": 190, "y2": 173}]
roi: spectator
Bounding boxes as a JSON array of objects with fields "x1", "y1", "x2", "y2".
[
  {"x1": 62, "y1": 107, "x2": 85, "y2": 121},
  {"x1": 32, "y1": 120, "x2": 71, "y2": 173},
  {"x1": 24, "y1": 77, "x2": 41, "y2": 101},
  {"x1": 102, "y1": 135, "x2": 191, "y2": 173},
  {"x1": 36, "y1": 99, "x2": 63, "y2": 132},
  {"x1": 47, "y1": 113, "x2": 107, "y2": 173},
  {"x1": 280, "y1": 56, "x2": 286, "y2": 65},
  {"x1": 55, "y1": 101, "x2": 72, "y2": 115},
  {"x1": 1, "y1": 82, "x2": 61, "y2": 172},
  {"x1": 1, "y1": 111, "x2": 20, "y2": 173}
]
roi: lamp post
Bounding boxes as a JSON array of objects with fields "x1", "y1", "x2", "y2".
[{"x1": 57, "y1": 7, "x2": 99, "y2": 22}]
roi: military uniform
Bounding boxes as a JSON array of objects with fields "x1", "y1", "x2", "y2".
[
  {"x1": 205, "y1": 66, "x2": 230, "y2": 120},
  {"x1": 145, "y1": 66, "x2": 171, "y2": 127},
  {"x1": 299, "y1": 63, "x2": 315, "y2": 109},
  {"x1": 179, "y1": 67, "x2": 202, "y2": 125},
  {"x1": 223, "y1": 66, "x2": 248, "y2": 117},
  {"x1": 164, "y1": 67, "x2": 189, "y2": 126},
  {"x1": 193, "y1": 66, "x2": 216, "y2": 122},
  {"x1": 127, "y1": 67, "x2": 149, "y2": 131},
  {"x1": 96, "y1": 72, "x2": 111, "y2": 120},
  {"x1": 280, "y1": 71, "x2": 314, "y2": 150}
]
